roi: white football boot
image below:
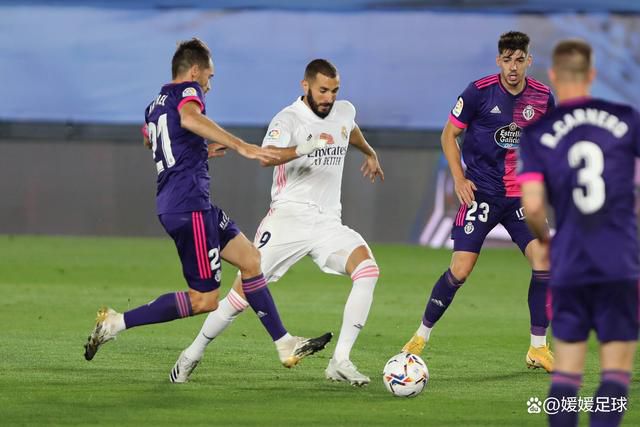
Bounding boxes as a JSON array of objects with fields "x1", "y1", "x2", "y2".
[
  {"x1": 276, "y1": 332, "x2": 333, "y2": 368},
  {"x1": 325, "y1": 358, "x2": 370, "y2": 387},
  {"x1": 84, "y1": 307, "x2": 121, "y2": 361},
  {"x1": 170, "y1": 350, "x2": 201, "y2": 383}
]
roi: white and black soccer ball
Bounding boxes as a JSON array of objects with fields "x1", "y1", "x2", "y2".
[{"x1": 382, "y1": 352, "x2": 429, "y2": 397}]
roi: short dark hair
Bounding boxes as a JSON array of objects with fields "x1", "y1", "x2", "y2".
[
  {"x1": 304, "y1": 59, "x2": 338, "y2": 81},
  {"x1": 171, "y1": 38, "x2": 211, "y2": 79},
  {"x1": 552, "y1": 39, "x2": 593, "y2": 80},
  {"x1": 498, "y1": 31, "x2": 530, "y2": 55}
]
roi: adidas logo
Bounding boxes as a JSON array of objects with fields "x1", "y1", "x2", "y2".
[
  {"x1": 490, "y1": 105, "x2": 501, "y2": 114},
  {"x1": 256, "y1": 310, "x2": 267, "y2": 318},
  {"x1": 430, "y1": 298, "x2": 445, "y2": 307}
]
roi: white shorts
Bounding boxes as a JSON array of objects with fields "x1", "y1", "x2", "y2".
[{"x1": 253, "y1": 202, "x2": 370, "y2": 282}]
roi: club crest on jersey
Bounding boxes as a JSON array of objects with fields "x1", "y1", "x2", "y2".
[
  {"x1": 341, "y1": 126, "x2": 348, "y2": 140},
  {"x1": 267, "y1": 129, "x2": 280, "y2": 140},
  {"x1": 523, "y1": 105, "x2": 535, "y2": 121},
  {"x1": 182, "y1": 87, "x2": 197, "y2": 98},
  {"x1": 494, "y1": 122, "x2": 522, "y2": 149},
  {"x1": 464, "y1": 222, "x2": 474, "y2": 235},
  {"x1": 452, "y1": 97, "x2": 464, "y2": 117}
]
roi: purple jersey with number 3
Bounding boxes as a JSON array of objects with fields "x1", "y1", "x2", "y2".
[
  {"x1": 144, "y1": 82, "x2": 211, "y2": 215},
  {"x1": 449, "y1": 74, "x2": 555, "y2": 197},
  {"x1": 518, "y1": 98, "x2": 640, "y2": 286}
]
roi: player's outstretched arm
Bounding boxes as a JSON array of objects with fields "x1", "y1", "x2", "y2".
[
  {"x1": 259, "y1": 146, "x2": 300, "y2": 167},
  {"x1": 207, "y1": 142, "x2": 227, "y2": 159},
  {"x1": 442, "y1": 120, "x2": 476, "y2": 206},
  {"x1": 179, "y1": 102, "x2": 279, "y2": 163},
  {"x1": 349, "y1": 125, "x2": 384, "y2": 183},
  {"x1": 260, "y1": 133, "x2": 331, "y2": 167}
]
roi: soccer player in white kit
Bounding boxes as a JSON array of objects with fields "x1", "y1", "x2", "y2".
[{"x1": 171, "y1": 59, "x2": 384, "y2": 386}]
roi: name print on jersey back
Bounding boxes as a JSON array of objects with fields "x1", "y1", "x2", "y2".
[{"x1": 519, "y1": 98, "x2": 640, "y2": 286}]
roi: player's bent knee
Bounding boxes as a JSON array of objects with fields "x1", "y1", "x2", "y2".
[
  {"x1": 449, "y1": 265, "x2": 471, "y2": 282},
  {"x1": 239, "y1": 245, "x2": 262, "y2": 276},
  {"x1": 189, "y1": 290, "x2": 219, "y2": 314}
]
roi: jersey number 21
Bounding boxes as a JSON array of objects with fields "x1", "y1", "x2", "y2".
[{"x1": 148, "y1": 113, "x2": 175, "y2": 174}]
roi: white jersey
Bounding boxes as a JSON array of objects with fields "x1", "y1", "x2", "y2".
[{"x1": 262, "y1": 97, "x2": 357, "y2": 216}]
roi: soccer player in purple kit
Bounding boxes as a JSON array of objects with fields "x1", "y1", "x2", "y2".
[
  {"x1": 83, "y1": 38, "x2": 332, "y2": 373},
  {"x1": 402, "y1": 31, "x2": 555, "y2": 372},
  {"x1": 519, "y1": 39, "x2": 639, "y2": 427}
]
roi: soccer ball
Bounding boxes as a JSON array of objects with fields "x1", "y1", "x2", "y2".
[{"x1": 382, "y1": 352, "x2": 429, "y2": 397}]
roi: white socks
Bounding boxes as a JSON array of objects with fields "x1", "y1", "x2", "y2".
[
  {"x1": 416, "y1": 323, "x2": 432, "y2": 341},
  {"x1": 531, "y1": 334, "x2": 547, "y2": 347},
  {"x1": 112, "y1": 312, "x2": 126, "y2": 334},
  {"x1": 184, "y1": 289, "x2": 248, "y2": 360},
  {"x1": 333, "y1": 259, "x2": 379, "y2": 362}
]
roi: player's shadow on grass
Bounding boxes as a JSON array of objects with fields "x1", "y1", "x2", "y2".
[{"x1": 462, "y1": 371, "x2": 539, "y2": 383}]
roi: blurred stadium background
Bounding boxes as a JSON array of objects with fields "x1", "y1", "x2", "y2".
[{"x1": 2, "y1": 0, "x2": 639, "y2": 245}]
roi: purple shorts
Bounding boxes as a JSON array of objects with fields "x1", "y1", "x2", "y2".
[
  {"x1": 451, "y1": 192, "x2": 534, "y2": 253},
  {"x1": 159, "y1": 204, "x2": 240, "y2": 292},
  {"x1": 550, "y1": 280, "x2": 639, "y2": 343}
]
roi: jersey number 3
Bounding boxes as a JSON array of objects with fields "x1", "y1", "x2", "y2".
[
  {"x1": 568, "y1": 141, "x2": 605, "y2": 214},
  {"x1": 148, "y1": 113, "x2": 176, "y2": 173}
]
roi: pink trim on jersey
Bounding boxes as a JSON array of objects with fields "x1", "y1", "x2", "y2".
[
  {"x1": 177, "y1": 96, "x2": 204, "y2": 112},
  {"x1": 193, "y1": 212, "x2": 211, "y2": 279},
  {"x1": 476, "y1": 78, "x2": 499, "y2": 90},
  {"x1": 503, "y1": 150, "x2": 520, "y2": 197},
  {"x1": 227, "y1": 291, "x2": 248, "y2": 311},
  {"x1": 474, "y1": 74, "x2": 499, "y2": 89},
  {"x1": 351, "y1": 265, "x2": 380, "y2": 281},
  {"x1": 455, "y1": 204, "x2": 467, "y2": 226},
  {"x1": 197, "y1": 212, "x2": 210, "y2": 279},
  {"x1": 141, "y1": 123, "x2": 149, "y2": 138},
  {"x1": 526, "y1": 77, "x2": 551, "y2": 94},
  {"x1": 200, "y1": 213, "x2": 211, "y2": 279},
  {"x1": 517, "y1": 172, "x2": 544, "y2": 184},
  {"x1": 192, "y1": 212, "x2": 205, "y2": 279},
  {"x1": 448, "y1": 113, "x2": 467, "y2": 129},
  {"x1": 274, "y1": 165, "x2": 287, "y2": 195}
]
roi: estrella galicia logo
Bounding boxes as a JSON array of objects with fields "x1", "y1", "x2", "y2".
[{"x1": 494, "y1": 122, "x2": 522, "y2": 149}]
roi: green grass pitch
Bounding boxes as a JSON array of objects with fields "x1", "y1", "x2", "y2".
[{"x1": 1, "y1": 235, "x2": 637, "y2": 426}]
